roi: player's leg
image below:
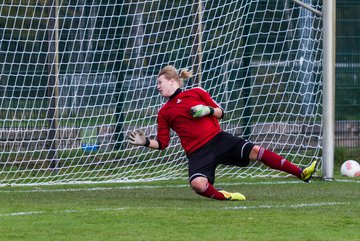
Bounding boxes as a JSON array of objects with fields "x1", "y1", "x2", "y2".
[
  {"x1": 190, "y1": 175, "x2": 245, "y2": 201},
  {"x1": 190, "y1": 176, "x2": 228, "y2": 200},
  {"x1": 250, "y1": 145, "x2": 301, "y2": 177},
  {"x1": 250, "y1": 145, "x2": 317, "y2": 182},
  {"x1": 187, "y1": 145, "x2": 231, "y2": 200},
  {"x1": 187, "y1": 132, "x2": 247, "y2": 201},
  {"x1": 188, "y1": 156, "x2": 245, "y2": 201}
]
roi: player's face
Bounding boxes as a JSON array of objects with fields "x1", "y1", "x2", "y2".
[{"x1": 157, "y1": 75, "x2": 176, "y2": 98}]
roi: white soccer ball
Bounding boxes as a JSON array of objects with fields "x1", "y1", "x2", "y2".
[{"x1": 340, "y1": 160, "x2": 360, "y2": 177}]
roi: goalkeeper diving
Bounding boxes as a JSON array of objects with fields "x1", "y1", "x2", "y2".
[{"x1": 129, "y1": 65, "x2": 317, "y2": 201}]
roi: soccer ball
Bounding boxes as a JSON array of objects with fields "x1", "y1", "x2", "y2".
[{"x1": 340, "y1": 160, "x2": 360, "y2": 177}]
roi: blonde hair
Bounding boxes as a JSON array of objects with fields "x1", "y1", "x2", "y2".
[{"x1": 158, "y1": 65, "x2": 192, "y2": 87}]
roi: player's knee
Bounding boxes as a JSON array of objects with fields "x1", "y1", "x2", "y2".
[
  {"x1": 190, "y1": 176, "x2": 208, "y2": 193},
  {"x1": 249, "y1": 145, "x2": 261, "y2": 161}
]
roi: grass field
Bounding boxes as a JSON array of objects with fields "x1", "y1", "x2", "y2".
[{"x1": 0, "y1": 177, "x2": 359, "y2": 241}]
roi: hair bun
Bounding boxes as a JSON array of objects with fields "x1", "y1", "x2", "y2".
[{"x1": 179, "y1": 69, "x2": 193, "y2": 79}]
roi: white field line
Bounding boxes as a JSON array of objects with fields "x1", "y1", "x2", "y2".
[
  {"x1": 0, "y1": 179, "x2": 359, "y2": 194},
  {"x1": 0, "y1": 202, "x2": 350, "y2": 217},
  {"x1": 0, "y1": 180, "x2": 305, "y2": 193},
  {"x1": 223, "y1": 202, "x2": 350, "y2": 210}
]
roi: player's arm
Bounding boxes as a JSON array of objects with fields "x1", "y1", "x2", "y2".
[
  {"x1": 212, "y1": 107, "x2": 224, "y2": 119},
  {"x1": 129, "y1": 111, "x2": 170, "y2": 150},
  {"x1": 190, "y1": 105, "x2": 223, "y2": 119},
  {"x1": 190, "y1": 88, "x2": 224, "y2": 119},
  {"x1": 128, "y1": 130, "x2": 160, "y2": 149}
]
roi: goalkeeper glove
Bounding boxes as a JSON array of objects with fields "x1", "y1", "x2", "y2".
[
  {"x1": 129, "y1": 130, "x2": 150, "y2": 147},
  {"x1": 190, "y1": 105, "x2": 214, "y2": 118}
]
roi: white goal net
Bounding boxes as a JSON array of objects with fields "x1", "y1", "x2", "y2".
[{"x1": 0, "y1": 0, "x2": 323, "y2": 186}]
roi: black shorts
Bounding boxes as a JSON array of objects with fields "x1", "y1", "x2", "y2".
[{"x1": 187, "y1": 131, "x2": 254, "y2": 185}]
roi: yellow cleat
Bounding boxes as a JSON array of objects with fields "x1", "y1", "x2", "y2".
[
  {"x1": 300, "y1": 160, "x2": 318, "y2": 182},
  {"x1": 218, "y1": 190, "x2": 246, "y2": 201}
]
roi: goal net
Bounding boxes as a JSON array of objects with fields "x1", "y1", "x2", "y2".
[{"x1": 0, "y1": 0, "x2": 323, "y2": 186}]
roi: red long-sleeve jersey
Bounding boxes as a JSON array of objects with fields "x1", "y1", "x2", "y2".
[{"x1": 156, "y1": 87, "x2": 222, "y2": 154}]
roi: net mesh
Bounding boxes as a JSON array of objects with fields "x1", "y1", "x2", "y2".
[{"x1": 0, "y1": 0, "x2": 323, "y2": 185}]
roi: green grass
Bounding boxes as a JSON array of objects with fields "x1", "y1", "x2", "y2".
[{"x1": 0, "y1": 177, "x2": 359, "y2": 241}]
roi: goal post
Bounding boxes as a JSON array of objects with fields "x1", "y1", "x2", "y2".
[
  {"x1": 0, "y1": 0, "x2": 331, "y2": 186},
  {"x1": 322, "y1": 0, "x2": 336, "y2": 180}
]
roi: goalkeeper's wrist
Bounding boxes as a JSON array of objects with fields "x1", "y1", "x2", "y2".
[
  {"x1": 208, "y1": 106, "x2": 214, "y2": 116},
  {"x1": 144, "y1": 137, "x2": 150, "y2": 147}
]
